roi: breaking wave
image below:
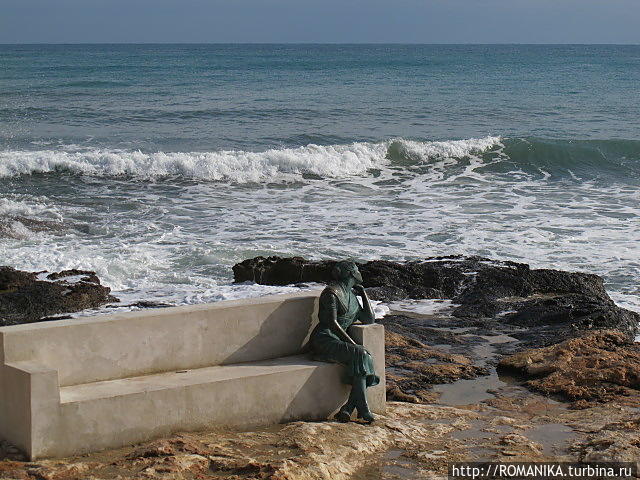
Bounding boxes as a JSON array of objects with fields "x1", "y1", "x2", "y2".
[{"x1": 0, "y1": 137, "x2": 501, "y2": 183}]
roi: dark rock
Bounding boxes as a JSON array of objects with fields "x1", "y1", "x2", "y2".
[
  {"x1": 233, "y1": 256, "x2": 334, "y2": 285},
  {"x1": 108, "y1": 300, "x2": 174, "y2": 309},
  {"x1": 0, "y1": 266, "x2": 118, "y2": 326},
  {"x1": 232, "y1": 255, "x2": 639, "y2": 342},
  {"x1": 365, "y1": 285, "x2": 410, "y2": 302},
  {"x1": 0, "y1": 267, "x2": 37, "y2": 291},
  {"x1": 46, "y1": 269, "x2": 100, "y2": 284}
]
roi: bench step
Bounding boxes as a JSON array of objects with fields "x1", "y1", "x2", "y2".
[{"x1": 42, "y1": 354, "x2": 354, "y2": 457}]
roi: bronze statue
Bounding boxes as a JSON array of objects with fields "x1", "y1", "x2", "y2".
[{"x1": 308, "y1": 261, "x2": 379, "y2": 423}]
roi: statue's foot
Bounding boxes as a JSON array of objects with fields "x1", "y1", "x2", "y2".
[
  {"x1": 335, "y1": 403, "x2": 355, "y2": 423},
  {"x1": 356, "y1": 406, "x2": 375, "y2": 424}
]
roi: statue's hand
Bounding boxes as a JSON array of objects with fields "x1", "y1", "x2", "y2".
[
  {"x1": 354, "y1": 344, "x2": 372, "y2": 357},
  {"x1": 352, "y1": 284, "x2": 366, "y2": 296}
]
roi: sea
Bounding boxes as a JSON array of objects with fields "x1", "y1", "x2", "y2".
[{"x1": 1, "y1": 44, "x2": 639, "y2": 321}]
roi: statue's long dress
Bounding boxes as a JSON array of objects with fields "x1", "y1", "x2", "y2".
[{"x1": 309, "y1": 285, "x2": 380, "y2": 387}]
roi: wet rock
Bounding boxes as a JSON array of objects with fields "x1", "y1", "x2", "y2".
[
  {"x1": 499, "y1": 433, "x2": 543, "y2": 457},
  {"x1": 0, "y1": 267, "x2": 38, "y2": 291},
  {"x1": 0, "y1": 266, "x2": 118, "y2": 326},
  {"x1": 233, "y1": 255, "x2": 639, "y2": 342},
  {"x1": 385, "y1": 329, "x2": 488, "y2": 403},
  {"x1": 498, "y1": 330, "x2": 640, "y2": 407},
  {"x1": 114, "y1": 300, "x2": 174, "y2": 309},
  {"x1": 46, "y1": 269, "x2": 99, "y2": 283}
]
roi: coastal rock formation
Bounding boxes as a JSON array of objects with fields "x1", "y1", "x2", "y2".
[
  {"x1": 0, "y1": 266, "x2": 118, "y2": 325},
  {"x1": 234, "y1": 255, "x2": 640, "y2": 406},
  {"x1": 498, "y1": 330, "x2": 640, "y2": 408},
  {"x1": 233, "y1": 255, "x2": 640, "y2": 343}
]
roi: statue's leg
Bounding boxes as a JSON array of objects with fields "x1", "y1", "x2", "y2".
[
  {"x1": 352, "y1": 375, "x2": 375, "y2": 423},
  {"x1": 332, "y1": 342, "x2": 377, "y2": 423},
  {"x1": 335, "y1": 380, "x2": 359, "y2": 422}
]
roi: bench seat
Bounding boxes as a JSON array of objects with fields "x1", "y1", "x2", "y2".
[{"x1": 60, "y1": 355, "x2": 330, "y2": 404}]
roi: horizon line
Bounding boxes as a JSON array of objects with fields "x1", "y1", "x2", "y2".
[{"x1": 1, "y1": 42, "x2": 640, "y2": 46}]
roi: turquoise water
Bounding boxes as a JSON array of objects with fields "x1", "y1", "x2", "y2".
[
  {"x1": 3, "y1": 44, "x2": 640, "y2": 149},
  {"x1": 0, "y1": 44, "x2": 639, "y2": 312}
]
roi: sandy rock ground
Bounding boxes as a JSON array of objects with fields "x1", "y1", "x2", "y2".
[{"x1": 1, "y1": 397, "x2": 638, "y2": 480}]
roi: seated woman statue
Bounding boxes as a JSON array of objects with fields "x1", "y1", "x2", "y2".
[{"x1": 308, "y1": 260, "x2": 379, "y2": 423}]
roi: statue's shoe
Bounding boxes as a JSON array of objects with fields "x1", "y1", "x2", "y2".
[
  {"x1": 356, "y1": 406, "x2": 375, "y2": 424},
  {"x1": 335, "y1": 403, "x2": 355, "y2": 423}
]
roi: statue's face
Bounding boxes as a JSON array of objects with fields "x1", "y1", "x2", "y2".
[{"x1": 351, "y1": 265, "x2": 363, "y2": 284}]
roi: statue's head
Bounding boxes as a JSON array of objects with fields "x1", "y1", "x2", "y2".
[{"x1": 331, "y1": 260, "x2": 363, "y2": 285}]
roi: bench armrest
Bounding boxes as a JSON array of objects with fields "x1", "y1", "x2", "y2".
[
  {"x1": 5, "y1": 360, "x2": 59, "y2": 376},
  {"x1": 347, "y1": 324, "x2": 386, "y2": 412},
  {"x1": 4, "y1": 361, "x2": 60, "y2": 402},
  {"x1": 1, "y1": 361, "x2": 60, "y2": 459}
]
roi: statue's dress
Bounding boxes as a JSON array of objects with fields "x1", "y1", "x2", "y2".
[{"x1": 309, "y1": 285, "x2": 380, "y2": 387}]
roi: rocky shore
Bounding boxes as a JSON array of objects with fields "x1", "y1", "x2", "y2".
[
  {"x1": 235, "y1": 256, "x2": 640, "y2": 406},
  {"x1": 0, "y1": 266, "x2": 117, "y2": 325},
  {"x1": 1, "y1": 256, "x2": 639, "y2": 478}
]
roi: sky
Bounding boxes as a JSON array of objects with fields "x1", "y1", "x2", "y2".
[{"x1": 1, "y1": 0, "x2": 640, "y2": 44}]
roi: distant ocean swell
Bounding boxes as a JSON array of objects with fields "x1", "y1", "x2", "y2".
[{"x1": 1, "y1": 137, "x2": 638, "y2": 183}]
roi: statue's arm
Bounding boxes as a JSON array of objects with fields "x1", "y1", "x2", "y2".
[
  {"x1": 325, "y1": 292, "x2": 358, "y2": 345},
  {"x1": 353, "y1": 285, "x2": 375, "y2": 324}
]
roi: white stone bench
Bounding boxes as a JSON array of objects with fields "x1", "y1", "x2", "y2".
[{"x1": 0, "y1": 290, "x2": 385, "y2": 459}]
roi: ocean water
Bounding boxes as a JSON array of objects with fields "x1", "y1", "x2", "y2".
[{"x1": 0, "y1": 44, "x2": 639, "y2": 316}]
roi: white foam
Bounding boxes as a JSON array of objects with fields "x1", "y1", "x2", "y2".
[
  {"x1": 0, "y1": 137, "x2": 501, "y2": 183},
  {"x1": 388, "y1": 299, "x2": 456, "y2": 316},
  {"x1": 2, "y1": 135, "x2": 638, "y2": 341},
  {"x1": 0, "y1": 197, "x2": 62, "y2": 220},
  {"x1": 398, "y1": 136, "x2": 501, "y2": 163},
  {"x1": 370, "y1": 300, "x2": 391, "y2": 319}
]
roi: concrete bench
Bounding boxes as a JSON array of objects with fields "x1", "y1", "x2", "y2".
[{"x1": 0, "y1": 290, "x2": 385, "y2": 459}]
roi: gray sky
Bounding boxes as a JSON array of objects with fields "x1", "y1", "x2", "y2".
[{"x1": 1, "y1": 0, "x2": 639, "y2": 44}]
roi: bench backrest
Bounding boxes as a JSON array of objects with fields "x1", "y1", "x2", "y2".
[{"x1": 0, "y1": 290, "x2": 320, "y2": 387}]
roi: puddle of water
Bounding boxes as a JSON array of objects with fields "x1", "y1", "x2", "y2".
[
  {"x1": 351, "y1": 449, "x2": 424, "y2": 480},
  {"x1": 450, "y1": 420, "x2": 499, "y2": 460},
  {"x1": 470, "y1": 342, "x2": 496, "y2": 360},
  {"x1": 452, "y1": 428, "x2": 493, "y2": 442},
  {"x1": 428, "y1": 326, "x2": 477, "y2": 333},
  {"x1": 433, "y1": 370, "x2": 524, "y2": 406},
  {"x1": 476, "y1": 334, "x2": 519, "y2": 344},
  {"x1": 434, "y1": 373, "x2": 504, "y2": 405},
  {"x1": 526, "y1": 423, "x2": 576, "y2": 457}
]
